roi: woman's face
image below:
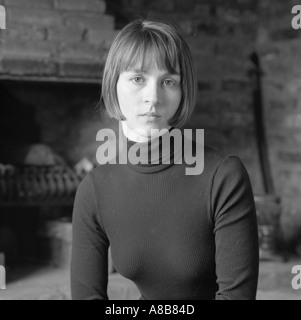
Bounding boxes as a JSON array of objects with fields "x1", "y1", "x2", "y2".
[{"x1": 116, "y1": 64, "x2": 182, "y2": 138}]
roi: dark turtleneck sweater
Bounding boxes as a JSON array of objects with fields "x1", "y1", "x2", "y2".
[{"x1": 71, "y1": 127, "x2": 259, "y2": 300}]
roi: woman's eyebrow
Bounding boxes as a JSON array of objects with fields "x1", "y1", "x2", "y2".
[
  {"x1": 128, "y1": 69, "x2": 181, "y2": 77},
  {"x1": 127, "y1": 69, "x2": 181, "y2": 77},
  {"x1": 161, "y1": 72, "x2": 181, "y2": 79}
]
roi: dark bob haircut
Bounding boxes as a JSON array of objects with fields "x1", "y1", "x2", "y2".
[{"x1": 101, "y1": 19, "x2": 197, "y2": 128}]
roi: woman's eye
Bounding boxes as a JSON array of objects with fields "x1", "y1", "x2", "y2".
[
  {"x1": 163, "y1": 79, "x2": 176, "y2": 87},
  {"x1": 131, "y1": 77, "x2": 144, "y2": 84}
]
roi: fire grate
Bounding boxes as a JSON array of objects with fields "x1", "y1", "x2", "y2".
[{"x1": 0, "y1": 164, "x2": 86, "y2": 206}]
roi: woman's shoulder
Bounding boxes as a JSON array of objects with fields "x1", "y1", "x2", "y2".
[
  {"x1": 80, "y1": 162, "x2": 124, "y2": 189},
  {"x1": 203, "y1": 145, "x2": 248, "y2": 177},
  {"x1": 80, "y1": 164, "x2": 110, "y2": 186}
]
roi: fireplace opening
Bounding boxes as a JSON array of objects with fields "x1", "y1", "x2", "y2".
[
  {"x1": 0, "y1": 79, "x2": 107, "y2": 267},
  {"x1": 0, "y1": 79, "x2": 104, "y2": 165}
]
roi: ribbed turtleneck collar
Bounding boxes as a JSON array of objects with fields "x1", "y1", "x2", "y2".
[{"x1": 119, "y1": 126, "x2": 182, "y2": 174}]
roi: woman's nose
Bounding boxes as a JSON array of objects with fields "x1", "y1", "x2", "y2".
[{"x1": 144, "y1": 82, "x2": 161, "y2": 106}]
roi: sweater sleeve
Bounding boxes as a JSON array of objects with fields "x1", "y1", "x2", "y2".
[
  {"x1": 71, "y1": 173, "x2": 110, "y2": 300},
  {"x1": 211, "y1": 156, "x2": 259, "y2": 300}
]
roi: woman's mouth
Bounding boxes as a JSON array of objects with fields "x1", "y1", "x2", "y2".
[{"x1": 141, "y1": 112, "x2": 161, "y2": 118}]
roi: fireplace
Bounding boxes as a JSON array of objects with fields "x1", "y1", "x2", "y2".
[
  {"x1": 0, "y1": 0, "x2": 118, "y2": 205},
  {"x1": 0, "y1": 78, "x2": 105, "y2": 196},
  {"x1": 0, "y1": 0, "x2": 119, "y2": 268},
  {"x1": 0, "y1": 78, "x2": 114, "y2": 266}
]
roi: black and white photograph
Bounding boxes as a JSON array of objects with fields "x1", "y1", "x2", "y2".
[{"x1": 0, "y1": 0, "x2": 301, "y2": 302}]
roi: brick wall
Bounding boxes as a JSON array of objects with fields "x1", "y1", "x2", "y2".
[
  {"x1": 257, "y1": 0, "x2": 301, "y2": 246},
  {"x1": 0, "y1": 0, "x2": 117, "y2": 80}
]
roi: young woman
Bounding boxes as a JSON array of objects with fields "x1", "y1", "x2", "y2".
[{"x1": 71, "y1": 19, "x2": 259, "y2": 300}]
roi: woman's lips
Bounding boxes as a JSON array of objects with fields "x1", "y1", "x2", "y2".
[{"x1": 141, "y1": 112, "x2": 161, "y2": 118}]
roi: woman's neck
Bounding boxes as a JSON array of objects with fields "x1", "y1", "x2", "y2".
[{"x1": 121, "y1": 121, "x2": 172, "y2": 143}]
